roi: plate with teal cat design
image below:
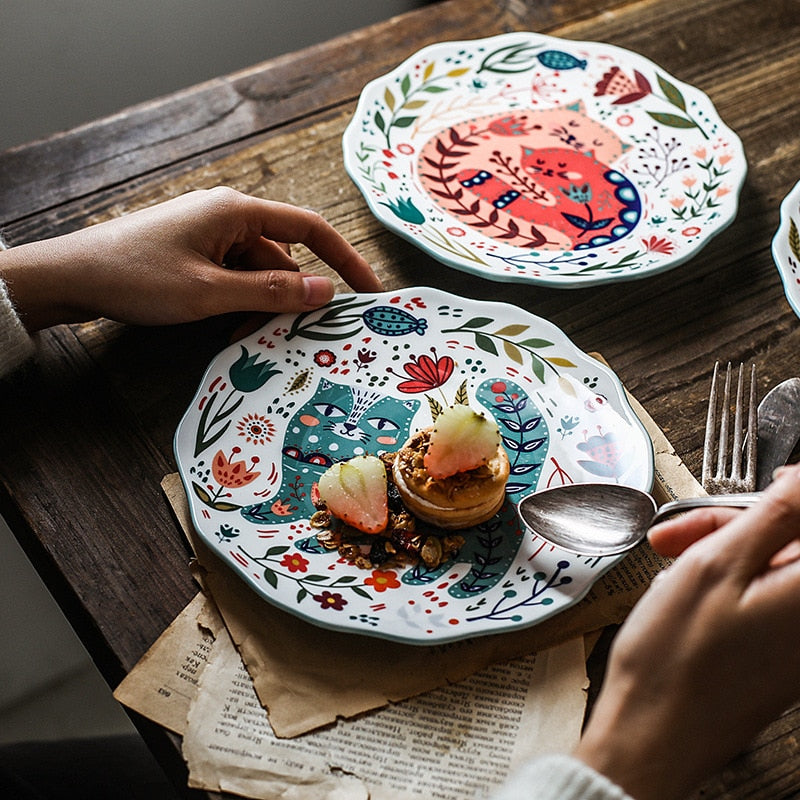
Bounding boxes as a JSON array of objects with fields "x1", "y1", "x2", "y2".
[
  {"x1": 175, "y1": 288, "x2": 654, "y2": 644},
  {"x1": 343, "y1": 32, "x2": 746, "y2": 287}
]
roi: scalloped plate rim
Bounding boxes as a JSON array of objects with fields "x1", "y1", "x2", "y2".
[
  {"x1": 771, "y1": 179, "x2": 800, "y2": 319},
  {"x1": 343, "y1": 31, "x2": 747, "y2": 288},
  {"x1": 174, "y1": 287, "x2": 655, "y2": 645}
]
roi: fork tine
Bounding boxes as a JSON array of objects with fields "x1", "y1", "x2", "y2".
[
  {"x1": 745, "y1": 362, "x2": 757, "y2": 488},
  {"x1": 702, "y1": 361, "x2": 758, "y2": 494},
  {"x1": 717, "y1": 362, "x2": 732, "y2": 479},
  {"x1": 731, "y1": 363, "x2": 744, "y2": 481},
  {"x1": 702, "y1": 361, "x2": 720, "y2": 487}
]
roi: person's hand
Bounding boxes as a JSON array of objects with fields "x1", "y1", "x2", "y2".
[
  {"x1": 0, "y1": 187, "x2": 383, "y2": 331},
  {"x1": 574, "y1": 463, "x2": 800, "y2": 800}
]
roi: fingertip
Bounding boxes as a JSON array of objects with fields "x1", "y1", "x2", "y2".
[{"x1": 302, "y1": 275, "x2": 335, "y2": 307}]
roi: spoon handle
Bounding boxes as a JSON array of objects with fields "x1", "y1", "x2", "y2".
[{"x1": 651, "y1": 492, "x2": 762, "y2": 526}]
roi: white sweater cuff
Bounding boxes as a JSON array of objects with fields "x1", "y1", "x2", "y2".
[
  {"x1": 0, "y1": 275, "x2": 35, "y2": 377},
  {"x1": 490, "y1": 754, "x2": 635, "y2": 800}
]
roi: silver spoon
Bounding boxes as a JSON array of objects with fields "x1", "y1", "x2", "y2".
[{"x1": 517, "y1": 483, "x2": 762, "y2": 557}]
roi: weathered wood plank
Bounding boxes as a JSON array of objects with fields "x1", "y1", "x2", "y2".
[{"x1": 2, "y1": 1, "x2": 800, "y2": 796}]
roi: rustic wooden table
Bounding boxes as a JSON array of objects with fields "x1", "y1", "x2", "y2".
[{"x1": 1, "y1": 0, "x2": 799, "y2": 797}]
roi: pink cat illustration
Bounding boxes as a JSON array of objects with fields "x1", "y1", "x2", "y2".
[{"x1": 419, "y1": 103, "x2": 640, "y2": 250}]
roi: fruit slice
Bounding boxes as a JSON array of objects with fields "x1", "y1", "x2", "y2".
[
  {"x1": 317, "y1": 455, "x2": 388, "y2": 534},
  {"x1": 423, "y1": 404, "x2": 501, "y2": 479}
]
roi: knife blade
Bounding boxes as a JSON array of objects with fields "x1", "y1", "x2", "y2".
[{"x1": 756, "y1": 377, "x2": 800, "y2": 489}]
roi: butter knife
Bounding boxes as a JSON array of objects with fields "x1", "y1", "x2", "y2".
[{"x1": 756, "y1": 377, "x2": 800, "y2": 489}]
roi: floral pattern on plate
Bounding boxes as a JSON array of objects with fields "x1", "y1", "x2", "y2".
[
  {"x1": 771, "y1": 179, "x2": 800, "y2": 319},
  {"x1": 175, "y1": 288, "x2": 654, "y2": 644},
  {"x1": 343, "y1": 32, "x2": 746, "y2": 287}
]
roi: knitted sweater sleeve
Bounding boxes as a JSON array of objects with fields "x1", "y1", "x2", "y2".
[
  {"x1": 489, "y1": 754, "x2": 635, "y2": 800},
  {"x1": 0, "y1": 275, "x2": 35, "y2": 377}
]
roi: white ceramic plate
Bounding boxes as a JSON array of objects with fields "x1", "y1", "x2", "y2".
[
  {"x1": 772, "y1": 179, "x2": 800, "y2": 318},
  {"x1": 175, "y1": 288, "x2": 654, "y2": 644},
  {"x1": 343, "y1": 32, "x2": 746, "y2": 287}
]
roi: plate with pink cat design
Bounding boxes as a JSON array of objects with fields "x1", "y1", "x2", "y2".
[
  {"x1": 175, "y1": 288, "x2": 654, "y2": 644},
  {"x1": 343, "y1": 32, "x2": 746, "y2": 287}
]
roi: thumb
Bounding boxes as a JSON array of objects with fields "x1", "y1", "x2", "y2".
[{"x1": 212, "y1": 268, "x2": 335, "y2": 314}]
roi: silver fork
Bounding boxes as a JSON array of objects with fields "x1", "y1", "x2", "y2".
[{"x1": 702, "y1": 361, "x2": 758, "y2": 494}]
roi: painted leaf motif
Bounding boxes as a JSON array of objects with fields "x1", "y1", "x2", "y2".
[
  {"x1": 384, "y1": 87, "x2": 396, "y2": 111},
  {"x1": 657, "y1": 74, "x2": 687, "y2": 110},
  {"x1": 474, "y1": 332, "x2": 499, "y2": 356},
  {"x1": 427, "y1": 394, "x2": 443, "y2": 420},
  {"x1": 454, "y1": 380, "x2": 470, "y2": 406},
  {"x1": 400, "y1": 74, "x2": 411, "y2": 95},
  {"x1": 263, "y1": 567, "x2": 278, "y2": 589},
  {"x1": 544, "y1": 357, "x2": 577, "y2": 368},
  {"x1": 393, "y1": 117, "x2": 417, "y2": 128},
  {"x1": 480, "y1": 43, "x2": 541, "y2": 74},
  {"x1": 461, "y1": 316, "x2": 493, "y2": 329},
  {"x1": 647, "y1": 111, "x2": 698, "y2": 130},
  {"x1": 191, "y1": 482, "x2": 240, "y2": 512},
  {"x1": 789, "y1": 218, "x2": 800, "y2": 261},
  {"x1": 494, "y1": 323, "x2": 529, "y2": 337},
  {"x1": 503, "y1": 340, "x2": 524, "y2": 364},
  {"x1": 530, "y1": 355, "x2": 546, "y2": 383},
  {"x1": 519, "y1": 338, "x2": 554, "y2": 348},
  {"x1": 423, "y1": 61, "x2": 435, "y2": 81},
  {"x1": 446, "y1": 67, "x2": 470, "y2": 78}
]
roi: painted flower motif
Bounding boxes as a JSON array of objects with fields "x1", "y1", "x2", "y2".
[
  {"x1": 488, "y1": 114, "x2": 529, "y2": 137},
  {"x1": 391, "y1": 348, "x2": 454, "y2": 393},
  {"x1": 270, "y1": 498, "x2": 299, "y2": 516},
  {"x1": 216, "y1": 524, "x2": 239, "y2": 543},
  {"x1": 229, "y1": 346, "x2": 279, "y2": 392},
  {"x1": 642, "y1": 235, "x2": 675, "y2": 255},
  {"x1": 379, "y1": 196, "x2": 425, "y2": 224},
  {"x1": 355, "y1": 348, "x2": 377, "y2": 371},
  {"x1": 491, "y1": 380, "x2": 508, "y2": 396},
  {"x1": 281, "y1": 552, "x2": 309, "y2": 573},
  {"x1": 364, "y1": 569, "x2": 401, "y2": 592},
  {"x1": 237, "y1": 413, "x2": 276, "y2": 445},
  {"x1": 314, "y1": 349, "x2": 337, "y2": 368},
  {"x1": 212, "y1": 447, "x2": 261, "y2": 488},
  {"x1": 576, "y1": 429, "x2": 632, "y2": 480},
  {"x1": 594, "y1": 66, "x2": 651, "y2": 104},
  {"x1": 561, "y1": 182, "x2": 592, "y2": 204},
  {"x1": 312, "y1": 590, "x2": 347, "y2": 611}
]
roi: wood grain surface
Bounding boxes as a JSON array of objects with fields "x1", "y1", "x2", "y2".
[{"x1": 1, "y1": 0, "x2": 799, "y2": 797}]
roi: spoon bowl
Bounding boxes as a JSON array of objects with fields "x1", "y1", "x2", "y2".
[{"x1": 517, "y1": 483, "x2": 762, "y2": 557}]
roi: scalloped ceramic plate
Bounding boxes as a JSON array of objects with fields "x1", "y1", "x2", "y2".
[
  {"x1": 343, "y1": 32, "x2": 746, "y2": 287},
  {"x1": 771, "y1": 179, "x2": 800, "y2": 318},
  {"x1": 175, "y1": 288, "x2": 654, "y2": 644}
]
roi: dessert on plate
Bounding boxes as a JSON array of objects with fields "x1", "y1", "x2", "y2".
[{"x1": 391, "y1": 404, "x2": 510, "y2": 530}]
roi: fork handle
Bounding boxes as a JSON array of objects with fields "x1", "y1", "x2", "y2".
[{"x1": 652, "y1": 492, "x2": 762, "y2": 526}]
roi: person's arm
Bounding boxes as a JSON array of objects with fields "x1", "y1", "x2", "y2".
[
  {"x1": 490, "y1": 464, "x2": 800, "y2": 800},
  {"x1": 0, "y1": 271, "x2": 35, "y2": 377},
  {"x1": 0, "y1": 187, "x2": 382, "y2": 333},
  {"x1": 573, "y1": 463, "x2": 800, "y2": 800}
]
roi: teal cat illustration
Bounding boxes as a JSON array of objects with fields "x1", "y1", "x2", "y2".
[{"x1": 241, "y1": 378, "x2": 420, "y2": 525}]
